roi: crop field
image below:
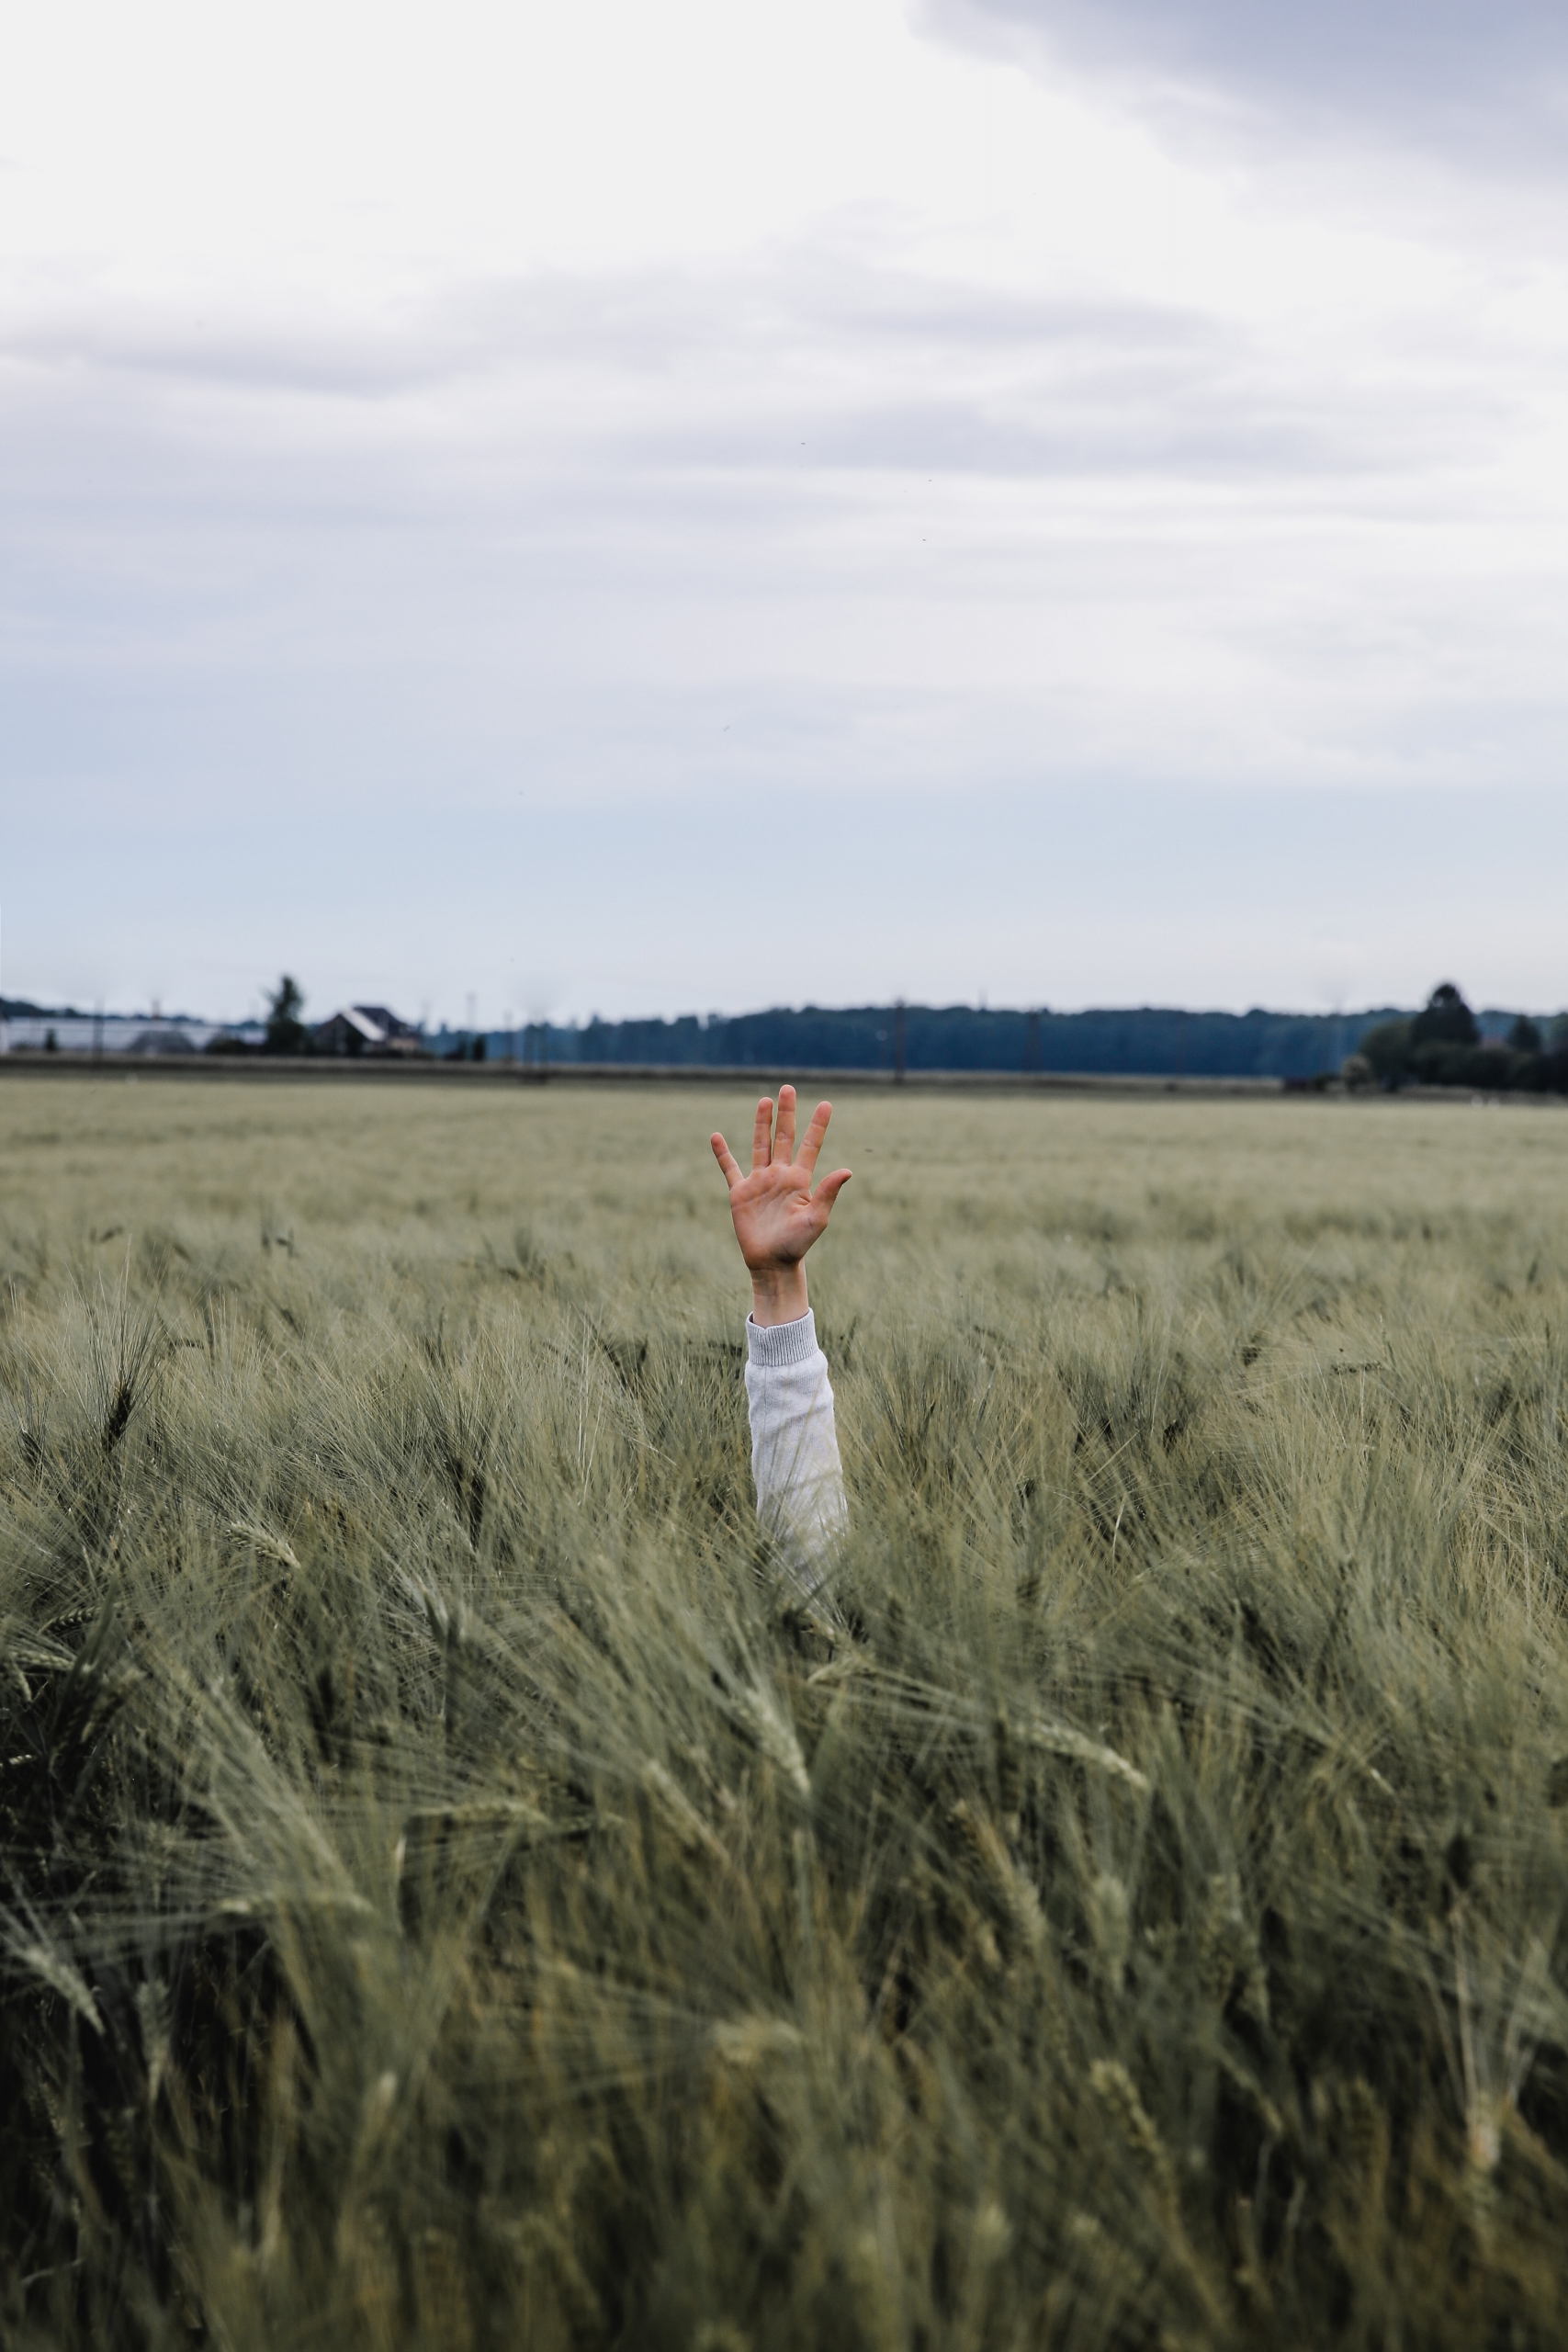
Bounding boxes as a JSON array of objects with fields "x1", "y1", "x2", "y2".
[{"x1": 5, "y1": 1075, "x2": 1568, "y2": 2349}]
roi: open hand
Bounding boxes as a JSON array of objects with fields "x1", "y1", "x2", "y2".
[{"x1": 710, "y1": 1087, "x2": 852, "y2": 1324}]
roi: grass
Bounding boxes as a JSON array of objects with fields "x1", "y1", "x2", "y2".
[{"x1": 4, "y1": 1076, "x2": 1568, "y2": 2347}]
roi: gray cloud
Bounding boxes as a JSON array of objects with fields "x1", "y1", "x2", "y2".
[{"x1": 925, "y1": 0, "x2": 1568, "y2": 173}]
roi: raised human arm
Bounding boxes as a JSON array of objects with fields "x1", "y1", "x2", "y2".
[{"x1": 710, "y1": 1088, "x2": 852, "y2": 1592}]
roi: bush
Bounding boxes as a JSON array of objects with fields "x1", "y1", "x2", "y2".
[
  {"x1": 1519, "y1": 1049, "x2": 1568, "y2": 1094},
  {"x1": 1358, "y1": 1019, "x2": 1413, "y2": 1088},
  {"x1": 1410, "y1": 1041, "x2": 1517, "y2": 1090}
]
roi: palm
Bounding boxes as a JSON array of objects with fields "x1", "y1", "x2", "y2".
[
  {"x1": 711, "y1": 1088, "x2": 852, "y2": 1273},
  {"x1": 728, "y1": 1160, "x2": 828, "y2": 1269}
]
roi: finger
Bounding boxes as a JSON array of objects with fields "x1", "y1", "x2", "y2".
[
  {"x1": 751, "y1": 1095, "x2": 774, "y2": 1172},
  {"x1": 797, "y1": 1099, "x2": 832, "y2": 1175},
  {"x1": 774, "y1": 1083, "x2": 797, "y2": 1166},
  {"x1": 710, "y1": 1132, "x2": 744, "y2": 1192},
  {"x1": 814, "y1": 1168, "x2": 852, "y2": 1213}
]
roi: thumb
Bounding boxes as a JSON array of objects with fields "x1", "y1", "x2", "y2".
[{"x1": 814, "y1": 1169, "x2": 852, "y2": 1212}]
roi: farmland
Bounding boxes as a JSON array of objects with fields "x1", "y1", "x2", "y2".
[{"x1": 4, "y1": 1077, "x2": 1568, "y2": 2346}]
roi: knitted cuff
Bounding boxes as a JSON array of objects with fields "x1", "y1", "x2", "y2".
[{"x1": 746, "y1": 1309, "x2": 820, "y2": 1368}]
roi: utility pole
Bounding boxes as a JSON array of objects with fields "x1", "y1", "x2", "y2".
[
  {"x1": 894, "y1": 999, "x2": 907, "y2": 1086},
  {"x1": 1024, "y1": 1007, "x2": 1041, "y2": 1075}
]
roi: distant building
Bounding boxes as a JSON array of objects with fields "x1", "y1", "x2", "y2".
[
  {"x1": 0, "y1": 1012, "x2": 221, "y2": 1054},
  {"x1": 310, "y1": 1005, "x2": 423, "y2": 1057}
]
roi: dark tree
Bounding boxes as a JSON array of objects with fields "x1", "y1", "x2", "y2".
[
  {"x1": 264, "y1": 975, "x2": 309, "y2": 1056},
  {"x1": 1507, "y1": 1014, "x2": 1543, "y2": 1056},
  {"x1": 1412, "y1": 983, "x2": 1479, "y2": 1050}
]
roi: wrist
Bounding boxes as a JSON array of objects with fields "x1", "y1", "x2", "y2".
[{"x1": 749, "y1": 1263, "x2": 809, "y2": 1327}]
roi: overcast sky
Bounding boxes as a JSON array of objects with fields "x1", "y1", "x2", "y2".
[{"x1": 6, "y1": 0, "x2": 1568, "y2": 1023}]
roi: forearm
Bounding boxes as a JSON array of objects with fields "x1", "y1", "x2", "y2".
[{"x1": 744, "y1": 1309, "x2": 847, "y2": 1593}]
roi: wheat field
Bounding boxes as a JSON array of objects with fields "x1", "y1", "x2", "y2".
[{"x1": 4, "y1": 1075, "x2": 1568, "y2": 2348}]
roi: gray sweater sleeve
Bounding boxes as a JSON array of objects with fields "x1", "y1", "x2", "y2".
[{"x1": 744, "y1": 1309, "x2": 847, "y2": 1592}]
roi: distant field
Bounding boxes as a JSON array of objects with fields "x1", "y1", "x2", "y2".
[
  {"x1": 4, "y1": 1080, "x2": 1568, "y2": 2346},
  {"x1": 5, "y1": 1071, "x2": 1567, "y2": 1261}
]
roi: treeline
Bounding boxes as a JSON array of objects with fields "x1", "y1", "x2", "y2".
[
  {"x1": 513, "y1": 990, "x2": 1568, "y2": 1087},
  {"x1": 550, "y1": 1003, "x2": 1404, "y2": 1080}
]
